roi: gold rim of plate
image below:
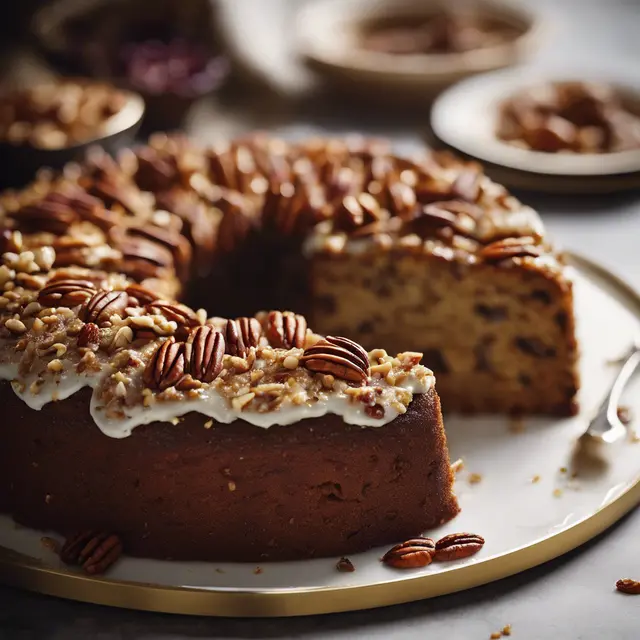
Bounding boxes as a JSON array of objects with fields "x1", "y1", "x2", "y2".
[{"x1": 1, "y1": 252, "x2": 639, "y2": 617}]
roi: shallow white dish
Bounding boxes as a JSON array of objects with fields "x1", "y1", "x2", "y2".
[
  {"x1": 1, "y1": 253, "x2": 640, "y2": 617},
  {"x1": 295, "y1": 0, "x2": 542, "y2": 95},
  {"x1": 431, "y1": 67, "x2": 640, "y2": 176}
]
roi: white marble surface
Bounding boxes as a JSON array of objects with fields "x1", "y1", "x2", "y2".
[{"x1": 2, "y1": 0, "x2": 640, "y2": 638}]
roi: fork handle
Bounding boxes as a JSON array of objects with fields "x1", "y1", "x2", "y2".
[{"x1": 589, "y1": 347, "x2": 640, "y2": 437}]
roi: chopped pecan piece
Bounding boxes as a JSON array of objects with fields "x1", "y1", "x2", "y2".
[
  {"x1": 434, "y1": 532, "x2": 485, "y2": 561},
  {"x1": 264, "y1": 311, "x2": 307, "y2": 349},
  {"x1": 144, "y1": 337, "x2": 187, "y2": 390},
  {"x1": 77, "y1": 322, "x2": 100, "y2": 348},
  {"x1": 301, "y1": 335, "x2": 370, "y2": 383},
  {"x1": 60, "y1": 530, "x2": 123, "y2": 575},
  {"x1": 38, "y1": 278, "x2": 96, "y2": 308},
  {"x1": 382, "y1": 537, "x2": 436, "y2": 569},
  {"x1": 185, "y1": 325, "x2": 225, "y2": 383},
  {"x1": 480, "y1": 236, "x2": 542, "y2": 262},
  {"x1": 80, "y1": 290, "x2": 128, "y2": 325}
]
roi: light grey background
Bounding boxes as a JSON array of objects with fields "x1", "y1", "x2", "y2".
[{"x1": 2, "y1": 0, "x2": 640, "y2": 638}]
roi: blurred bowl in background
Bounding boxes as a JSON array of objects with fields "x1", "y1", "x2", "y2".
[
  {"x1": 31, "y1": 0, "x2": 230, "y2": 132},
  {"x1": 0, "y1": 83, "x2": 144, "y2": 189},
  {"x1": 296, "y1": 0, "x2": 543, "y2": 101}
]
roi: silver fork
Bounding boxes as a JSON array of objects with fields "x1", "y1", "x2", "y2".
[{"x1": 583, "y1": 340, "x2": 640, "y2": 444}]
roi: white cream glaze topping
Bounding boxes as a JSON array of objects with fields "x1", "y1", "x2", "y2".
[{"x1": 0, "y1": 248, "x2": 434, "y2": 439}]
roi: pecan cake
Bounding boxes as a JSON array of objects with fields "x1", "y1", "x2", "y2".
[
  {"x1": 0, "y1": 133, "x2": 579, "y2": 415},
  {"x1": 0, "y1": 246, "x2": 458, "y2": 561}
]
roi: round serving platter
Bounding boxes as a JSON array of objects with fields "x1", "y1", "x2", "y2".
[{"x1": 1, "y1": 252, "x2": 640, "y2": 617}]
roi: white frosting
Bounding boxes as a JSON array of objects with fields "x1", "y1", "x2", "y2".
[{"x1": 0, "y1": 355, "x2": 433, "y2": 440}]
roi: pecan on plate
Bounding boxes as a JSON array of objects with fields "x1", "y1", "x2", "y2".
[
  {"x1": 80, "y1": 290, "x2": 128, "y2": 325},
  {"x1": 336, "y1": 557, "x2": 355, "y2": 573},
  {"x1": 77, "y1": 322, "x2": 100, "y2": 348},
  {"x1": 616, "y1": 578, "x2": 640, "y2": 595},
  {"x1": 434, "y1": 532, "x2": 485, "y2": 562},
  {"x1": 225, "y1": 317, "x2": 261, "y2": 358},
  {"x1": 264, "y1": 311, "x2": 307, "y2": 349},
  {"x1": 143, "y1": 337, "x2": 187, "y2": 390},
  {"x1": 38, "y1": 278, "x2": 97, "y2": 308},
  {"x1": 382, "y1": 537, "x2": 436, "y2": 569},
  {"x1": 184, "y1": 325, "x2": 225, "y2": 383},
  {"x1": 60, "y1": 530, "x2": 123, "y2": 575},
  {"x1": 301, "y1": 335, "x2": 370, "y2": 383},
  {"x1": 480, "y1": 236, "x2": 542, "y2": 263}
]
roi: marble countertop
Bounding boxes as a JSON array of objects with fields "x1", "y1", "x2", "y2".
[{"x1": 1, "y1": 0, "x2": 640, "y2": 638}]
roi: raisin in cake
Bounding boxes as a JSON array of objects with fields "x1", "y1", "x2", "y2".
[{"x1": 0, "y1": 248, "x2": 458, "y2": 561}]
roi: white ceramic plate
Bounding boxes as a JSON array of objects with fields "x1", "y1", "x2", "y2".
[
  {"x1": 295, "y1": 0, "x2": 542, "y2": 94},
  {"x1": 431, "y1": 67, "x2": 640, "y2": 176},
  {"x1": 1, "y1": 253, "x2": 640, "y2": 617}
]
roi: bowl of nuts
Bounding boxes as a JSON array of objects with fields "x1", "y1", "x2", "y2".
[
  {"x1": 430, "y1": 67, "x2": 640, "y2": 180},
  {"x1": 0, "y1": 79, "x2": 145, "y2": 188},
  {"x1": 296, "y1": 0, "x2": 543, "y2": 99}
]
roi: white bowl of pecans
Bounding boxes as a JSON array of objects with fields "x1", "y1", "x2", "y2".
[
  {"x1": 296, "y1": 0, "x2": 543, "y2": 98},
  {"x1": 0, "y1": 79, "x2": 144, "y2": 187}
]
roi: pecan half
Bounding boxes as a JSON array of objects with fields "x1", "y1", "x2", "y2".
[
  {"x1": 480, "y1": 237, "x2": 542, "y2": 262},
  {"x1": 38, "y1": 278, "x2": 96, "y2": 308},
  {"x1": 9, "y1": 199, "x2": 78, "y2": 235},
  {"x1": 225, "y1": 317, "x2": 261, "y2": 357},
  {"x1": 616, "y1": 578, "x2": 640, "y2": 595},
  {"x1": 143, "y1": 337, "x2": 187, "y2": 390},
  {"x1": 185, "y1": 325, "x2": 225, "y2": 383},
  {"x1": 382, "y1": 537, "x2": 436, "y2": 569},
  {"x1": 110, "y1": 230, "x2": 175, "y2": 281},
  {"x1": 434, "y1": 533, "x2": 485, "y2": 561},
  {"x1": 80, "y1": 290, "x2": 128, "y2": 325},
  {"x1": 125, "y1": 283, "x2": 160, "y2": 306},
  {"x1": 60, "y1": 530, "x2": 123, "y2": 575},
  {"x1": 77, "y1": 322, "x2": 100, "y2": 348},
  {"x1": 451, "y1": 168, "x2": 481, "y2": 203},
  {"x1": 406, "y1": 202, "x2": 476, "y2": 238},
  {"x1": 147, "y1": 301, "x2": 200, "y2": 328},
  {"x1": 333, "y1": 193, "x2": 382, "y2": 232},
  {"x1": 301, "y1": 335, "x2": 370, "y2": 383},
  {"x1": 265, "y1": 311, "x2": 307, "y2": 349},
  {"x1": 336, "y1": 557, "x2": 355, "y2": 573},
  {"x1": 262, "y1": 181, "x2": 326, "y2": 236},
  {"x1": 126, "y1": 223, "x2": 192, "y2": 282},
  {"x1": 45, "y1": 188, "x2": 119, "y2": 232}
]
